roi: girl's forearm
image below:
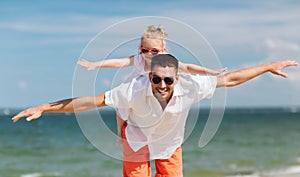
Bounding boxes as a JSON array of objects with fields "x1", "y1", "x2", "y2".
[{"x1": 96, "y1": 57, "x2": 134, "y2": 68}]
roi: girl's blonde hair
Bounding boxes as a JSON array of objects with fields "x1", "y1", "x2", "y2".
[{"x1": 141, "y1": 25, "x2": 168, "y2": 47}]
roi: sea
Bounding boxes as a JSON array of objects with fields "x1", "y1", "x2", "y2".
[{"x1": 1, "y1": 107, "x2": 300, "y2": 177}]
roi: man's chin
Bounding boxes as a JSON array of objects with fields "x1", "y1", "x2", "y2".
[
  {"x1": 158, "y1": 93, "x2": 169, "y2": 99},
  {"x1": 155, "y1": 92, "x2": 167, "y2": 97}
]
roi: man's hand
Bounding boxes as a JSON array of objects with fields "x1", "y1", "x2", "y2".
[
  {"x1": 217, "y1": 60, "x2": 298, "y2": 88},
  {"x1": 12, "y1": 106, "x2": 43, "y2": 123},
  {"x1": 269, "y1": 60, "x2": 298, "y2": 78}
]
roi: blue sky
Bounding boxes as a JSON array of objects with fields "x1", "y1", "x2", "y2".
[{"x1": 1, "y1": 0, "x2": 300, "y2": 109}]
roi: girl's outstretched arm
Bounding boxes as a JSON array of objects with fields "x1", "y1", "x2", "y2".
[
  {"x1": 78, "y1": 56, "x2": 134, "y2": 70},
  {"x1": 179, "y1": 62, "x2": 227, "y2": 75}
]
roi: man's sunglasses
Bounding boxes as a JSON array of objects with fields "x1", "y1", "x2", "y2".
[
  {"x1": 151, "y1": 75, "x2": 174, "y2": 85},
  {"x1": 140, "y1": 47, "x2": 161, "y2": 55}
]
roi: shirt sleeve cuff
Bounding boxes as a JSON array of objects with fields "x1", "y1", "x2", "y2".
[{"x1": 104, "y1": 91, "x2": 113, "y2": 107}]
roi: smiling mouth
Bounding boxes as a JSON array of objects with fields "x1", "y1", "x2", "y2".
[{"x1": 157, "y1": 88, "x2": 168, "y2": 95}]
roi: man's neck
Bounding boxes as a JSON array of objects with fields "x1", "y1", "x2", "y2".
[{"x1": 153, "y1": 93, "x2": 170, "y2": 110}]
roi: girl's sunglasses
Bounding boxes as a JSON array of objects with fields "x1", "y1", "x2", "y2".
[
  {"x1": 151, "y1": 75, "x2": 174, "y2": 85},
  {"x1": 140, "y1": 47, "x2": 161, "y2": 55}
]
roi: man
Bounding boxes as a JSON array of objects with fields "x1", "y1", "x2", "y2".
[{"x1": 12, "y1": 54, "x2": 298, "y2": 177}]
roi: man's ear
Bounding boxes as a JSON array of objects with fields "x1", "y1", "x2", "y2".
[
  {"x1": 174, "y1": 74, "x2": 179, "y2": 84},
  {"x1": 149, "y1": 72, "x2": 153, "y2": 80}
]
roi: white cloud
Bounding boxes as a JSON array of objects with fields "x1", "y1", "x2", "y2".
[
  {"x1": 264, "y1": 38, "x2": 300, "y2": 63},
  {"x1": 102, "y1": 78, "x2": 111, "y2": 88},
  {"x1": 159, "y1": 2, "x2": 300, "y2": 47},
  {"x1": 265, "y1": 39, "x2": 300, "y2": 51},
  {"x1": 18, "y1": 80, "x2": 28, "y2": 90}
]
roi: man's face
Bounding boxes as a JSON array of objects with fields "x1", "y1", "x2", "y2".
[{"x1": 149, "y1": 65, "x2": 179, "y2": 103}]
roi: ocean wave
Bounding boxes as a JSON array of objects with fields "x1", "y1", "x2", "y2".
[
  {"x1": 224, "y1": 165, "x2": 300, "y2": 177},
  {"x1": 21, "y1": 172, "x2": 62, "y2": 177},
  {"x1": 265, "y1": 165, "x2": 300, "y2": 176},
  {"x1": 225, "y1": 174, "x2": 259, "y2": 177}
]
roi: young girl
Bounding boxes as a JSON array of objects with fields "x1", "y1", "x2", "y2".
[{"x1": 78, "y1": 25, "x2": 227, "y2": 145}]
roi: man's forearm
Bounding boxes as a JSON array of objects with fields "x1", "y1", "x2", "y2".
[
  {"x1": 12, "y1": 94, "x2": 107, "y2": 122},
  {"x1": 217, "y1": 60, "x2": 298, "y2": 88},
  {"x1": 223, "y1": 63, "x2": 269, "y2": 87},
  {"x1": 41, "y1": 94, "x2": 106, "y2": 113}
]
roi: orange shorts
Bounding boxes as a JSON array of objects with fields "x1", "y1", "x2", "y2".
[{"x1": 122, "y1": 122, "x2": 183, "y2": 177}]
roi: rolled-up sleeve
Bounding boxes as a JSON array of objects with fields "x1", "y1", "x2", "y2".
[
  {"x1": 104, "y1": 82, "x2": 132, "y2": 109},
  {"x1": 200, "y1": 76, "x2": 217, "y2": 99},
  {"x1": 191, "y1": 75, "x2": 217, "y2": 102}
]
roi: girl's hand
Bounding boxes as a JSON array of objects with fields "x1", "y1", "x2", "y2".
[
  {"x1": 77, "y1": 59, "x2": 98, "y2": 71},
  {"x1": 209, "y1": 67, "x2": 228, "y2": 76}
]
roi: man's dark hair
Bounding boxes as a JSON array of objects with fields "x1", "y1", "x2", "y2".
[{"x1": 151, "y1": 54, "x2": 179, "y2": 73}]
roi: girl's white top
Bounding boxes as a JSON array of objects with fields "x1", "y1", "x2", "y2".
[{"x1": 124, "y1": 54, "x2": 148, "y2": 82}]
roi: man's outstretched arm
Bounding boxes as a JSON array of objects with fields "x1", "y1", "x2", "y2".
[
  {"x1": 12, "y1": 94, "x2": 106, "y2": 122},
  {"x1": 216, "y1": 60, "x2": 298, "y2": 88}
]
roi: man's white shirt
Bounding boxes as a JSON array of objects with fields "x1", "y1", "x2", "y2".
[{"x1": 105, "y1": 74, "x2": 217, "y2": 159}]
